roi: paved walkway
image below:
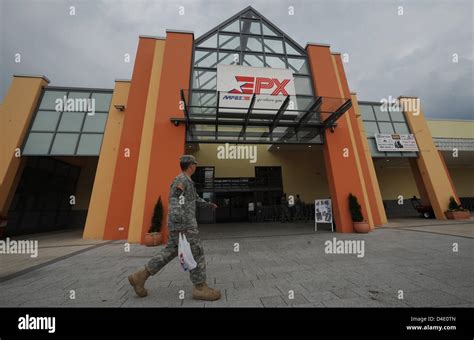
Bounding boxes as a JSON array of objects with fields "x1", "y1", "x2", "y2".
[{"x1": 0, "y1": 219, "x2": 473, "y2": 307}]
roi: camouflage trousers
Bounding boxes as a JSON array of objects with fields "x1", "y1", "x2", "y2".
[{"x1": 145, "y1": 228, "x2": 206, "y2": 285}]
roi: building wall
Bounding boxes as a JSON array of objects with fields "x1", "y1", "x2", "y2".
[
  {"x1": 448, "y1": 166, "x2": 474, "y2": 197},
  {"x1": 374, "y1": 165, "x2": 419, "y2": 200},
  {"x1": 427, "y1": 119, "x2": 474, "y2": 139},
  {"x1": 191, "y1": 144, "x2": 330, "y2": 202}
]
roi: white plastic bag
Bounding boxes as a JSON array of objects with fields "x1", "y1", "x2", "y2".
[{"x1": 178, "y1": 232, "x2": 197, "y2": 271}]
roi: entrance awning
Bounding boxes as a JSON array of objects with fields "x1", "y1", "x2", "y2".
[{"x1": 171, "y1": 90, "x2": 352, "y2": 144}]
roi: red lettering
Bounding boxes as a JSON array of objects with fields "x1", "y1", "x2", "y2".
[
  {"x1": 271, "y1": 78, "x2": 290, "y2": 95},
  {"x1": 254, "y1": 77, "x2": 273, "y2": 94}
]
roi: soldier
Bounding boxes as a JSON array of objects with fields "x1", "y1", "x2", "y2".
[{"x1": 128, "y1": 155, "x2": 221, "y2": 301}]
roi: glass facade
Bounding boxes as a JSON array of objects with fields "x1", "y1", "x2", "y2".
[
  {"x1": 192, "y1": 8, "x2": 313, "y2": 113},
  {"x1": 22, "y1": 88, "x2": 112, "y2": 156},
  {"x1": 186, "y1": 8, "x2": 325, "y2": 144},
  {"x1": 359, "y1": 102, "x2": 417, "y2": 157}
]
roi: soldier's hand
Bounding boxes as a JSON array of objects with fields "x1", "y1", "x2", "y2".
[{"x1": 210, "y1": 203, "x2": 218, "y2": 209}]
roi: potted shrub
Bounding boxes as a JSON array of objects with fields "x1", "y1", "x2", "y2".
[
  {"x1": 0, "y1": 216, "x2": 7, "y2": 240},
  {"x1": 445, "y1": 196, "x2": 470, "y2": 220},
  {"x1": 349, "y1": 193, "x2": 370, "y2": 233},
  {"x1": 144, "y1": 196, "x2": 164, "y2": 246}
]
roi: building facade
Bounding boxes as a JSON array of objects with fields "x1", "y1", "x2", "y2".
[{"x1": 1, "y1": 7, "x2": 472, "y2": 243}]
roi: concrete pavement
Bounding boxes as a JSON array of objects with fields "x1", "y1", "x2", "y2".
[{"x1": 0, "y1": 219, "x2": 473, "y2": 308}]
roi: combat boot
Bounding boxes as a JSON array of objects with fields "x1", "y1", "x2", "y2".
[
  {"x1": 192, "y1": 283, "x2": 221, "y2": 301},
  {"x1": 128, "y1": 267, "x2": 151, "y2": 297}
]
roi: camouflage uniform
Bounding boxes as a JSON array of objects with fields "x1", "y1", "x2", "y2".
[{"x1": 146, "y1": 172, "x2": 212, "y2": 285}]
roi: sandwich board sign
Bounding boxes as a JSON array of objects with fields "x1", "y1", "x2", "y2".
[{"x1": 315, "y1": 199, "x2": 333, "y2": 232}]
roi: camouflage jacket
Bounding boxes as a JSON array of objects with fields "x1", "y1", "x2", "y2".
[{"x1": 167, "y1": 173, "x2": 212, "y2": 231}]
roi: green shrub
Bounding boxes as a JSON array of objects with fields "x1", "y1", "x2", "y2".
[
  {"x1": 349, "y1": 193, "x2": 364, "y2": 222},
  {"x1": 149, "y1": 196, "x2": 163, "y2": 233},
  {"x1": 448, "y1": 196, "x2": 466, "y2": 212}
]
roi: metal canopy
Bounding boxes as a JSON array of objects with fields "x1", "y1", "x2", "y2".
[{"x1": 171, "y1": 90, "x2": 352, "y2": 145}]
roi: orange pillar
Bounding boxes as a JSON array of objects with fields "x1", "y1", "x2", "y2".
[
  {"x1": 138, "y1": 31, "x2": 193, "y2": 244},
  {"x1": 83, "y1": 80, "x2": 130, "y2": 239},
  {"x1": 351, "y1": 94, "x2": 388, "y2": 226},
  {"x1": 103, "y1": 38, "x2": 157, "y2": 240},
  {"x1": 0, "y1": 75, "x2": 49, "y2": 216},
  {"x1": 401, "y1": 97, "x2": 457, "y2": 219},
  {"x1": 306, "y1": 44, "x2": 373, "y2": 232},
  {"x1": 332, "y1": 54, "x2": 385, "y2": 228}
]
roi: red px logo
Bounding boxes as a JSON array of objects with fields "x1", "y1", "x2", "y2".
[{"x1": 229, "y1": 76, "x2": 290, "y2": 95}]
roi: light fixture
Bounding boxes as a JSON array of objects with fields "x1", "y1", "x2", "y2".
[
  {"x1": 308, "y1": 145, "x2": 312, "y2": 148},
  {"x1": 114, "y1": 104, "x2": 126, "y2": 112}
]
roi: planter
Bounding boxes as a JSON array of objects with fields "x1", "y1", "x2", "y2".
[
  {"x1": 445, "y1": 210, "x2": 470, "y2": 220},
  {"x1": 144, "y1": 232, "x2": 163, "y2": 247},
  {"x1": 353, "y1": 221, "x2": 370, "y2": 233}
]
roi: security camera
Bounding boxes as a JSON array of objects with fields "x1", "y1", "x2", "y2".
[
  {"x1": 173, "y1": 120, "x2": 180, "y2": 127},
  {"x1": 114, "y1": 104, "x2": 126, "y2": 111}
]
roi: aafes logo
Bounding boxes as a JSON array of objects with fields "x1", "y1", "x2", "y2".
[{"x1": 228, "y1": 76, "x2": 291, "y2": 96}]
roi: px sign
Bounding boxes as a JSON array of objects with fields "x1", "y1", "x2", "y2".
[
  {"x1": 229, "y1": 76, "x2": 291, "y2": 95},
  {"x1": 217, "y1": 65, "x2": 297, "y2": 113}
]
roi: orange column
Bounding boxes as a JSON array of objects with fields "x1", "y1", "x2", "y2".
[
  {"x1": 0, "y1": 75, "x2": 49, "y2": 216},
  {"x1": 127, "y1": 38, "x2": 166, "y2": 243},
  {"x1": 351, "y1": 94, "x2": 388, "y2": 226},
  {"x1": 138, "y1": 31, "x2": 193, "y2": 244},
  {"x1": 333, "y1": 54, "x2": 386, "y2": 228},
  {"x1": 83, "y1": 80, "x2": 130, "y2": 239},
  {"x1": 306, "y1": 44, "x2": 372, "y2": 232},
  {"x1": 103, "y1": 38, "x2": 157, "y2": 240},
  {"x1": 401, "y1": 97, "x2": 457, "y2": 219}
]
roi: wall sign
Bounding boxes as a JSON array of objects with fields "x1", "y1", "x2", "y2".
[
  {"x1": 217, "y1": 65, "x2": 296, "y2": 113},
  {"x1": 375, "y1": 133, "x2": 419, "y2": 152}
]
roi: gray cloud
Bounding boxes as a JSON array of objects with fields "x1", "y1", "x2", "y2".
[{"x1": 1, "y1": 0, "x2": 472, "y2": 119}]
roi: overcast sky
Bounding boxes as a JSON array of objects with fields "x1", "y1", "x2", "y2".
[{"x1": 1, "y1": 0, "x2": 472, "y2": 119}]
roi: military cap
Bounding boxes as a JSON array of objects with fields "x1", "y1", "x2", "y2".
[{"x1": 180, "y1": 154, "x2": 198, "y2": 164}]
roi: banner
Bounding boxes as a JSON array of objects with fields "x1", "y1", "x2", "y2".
[
  {"x1": 217, "y1": 64, "x2": 296, "y2": 113},
  {"x1": 375, "y1": 133, "x2": 419, "y2": 152}
]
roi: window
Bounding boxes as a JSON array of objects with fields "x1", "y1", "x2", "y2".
[
  {"x1": 265, "y1": 55, "x2": 286, "y2": 68},
  {"x1": 241, "y1": 19, "x2": 261, "y2": 35},
  {"x1": 22, "y1": 88, "x2": 112, "y2": 156},
  {"x1": 243, "y1": 36, "x2": 263, "y2": 52},
  {"x1": 195, "y1": 50, "x2": 217, "y2": 68},
  {"x1": 363, "y1": 121, "x2": 379, "y2": 137},
  {"x1": 219, "y1": 34, "x2": 240, "y2": 50},
  {"x1": 373, "y1": 105, "x2": 390, "y2": 121},
  {"x1": 243, "y1": 53, "x2": 264, "y2": 67},
  {"x1": 359, "y1": 102, "x2": 416, "y2": 158},
  {"x1": 264, "y1": 38, "x2": 284, "y2": 54},
  {"x1": 359, "y1": 105, "x2": 375, "y2": 121}
]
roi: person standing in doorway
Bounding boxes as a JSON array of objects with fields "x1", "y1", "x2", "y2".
[
  {"x1": 128, "y1": 155, "x2": 221, "y2": 301},
  {"x1": 280, "y1": 193, "x2": 290, "y2": 222}
]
